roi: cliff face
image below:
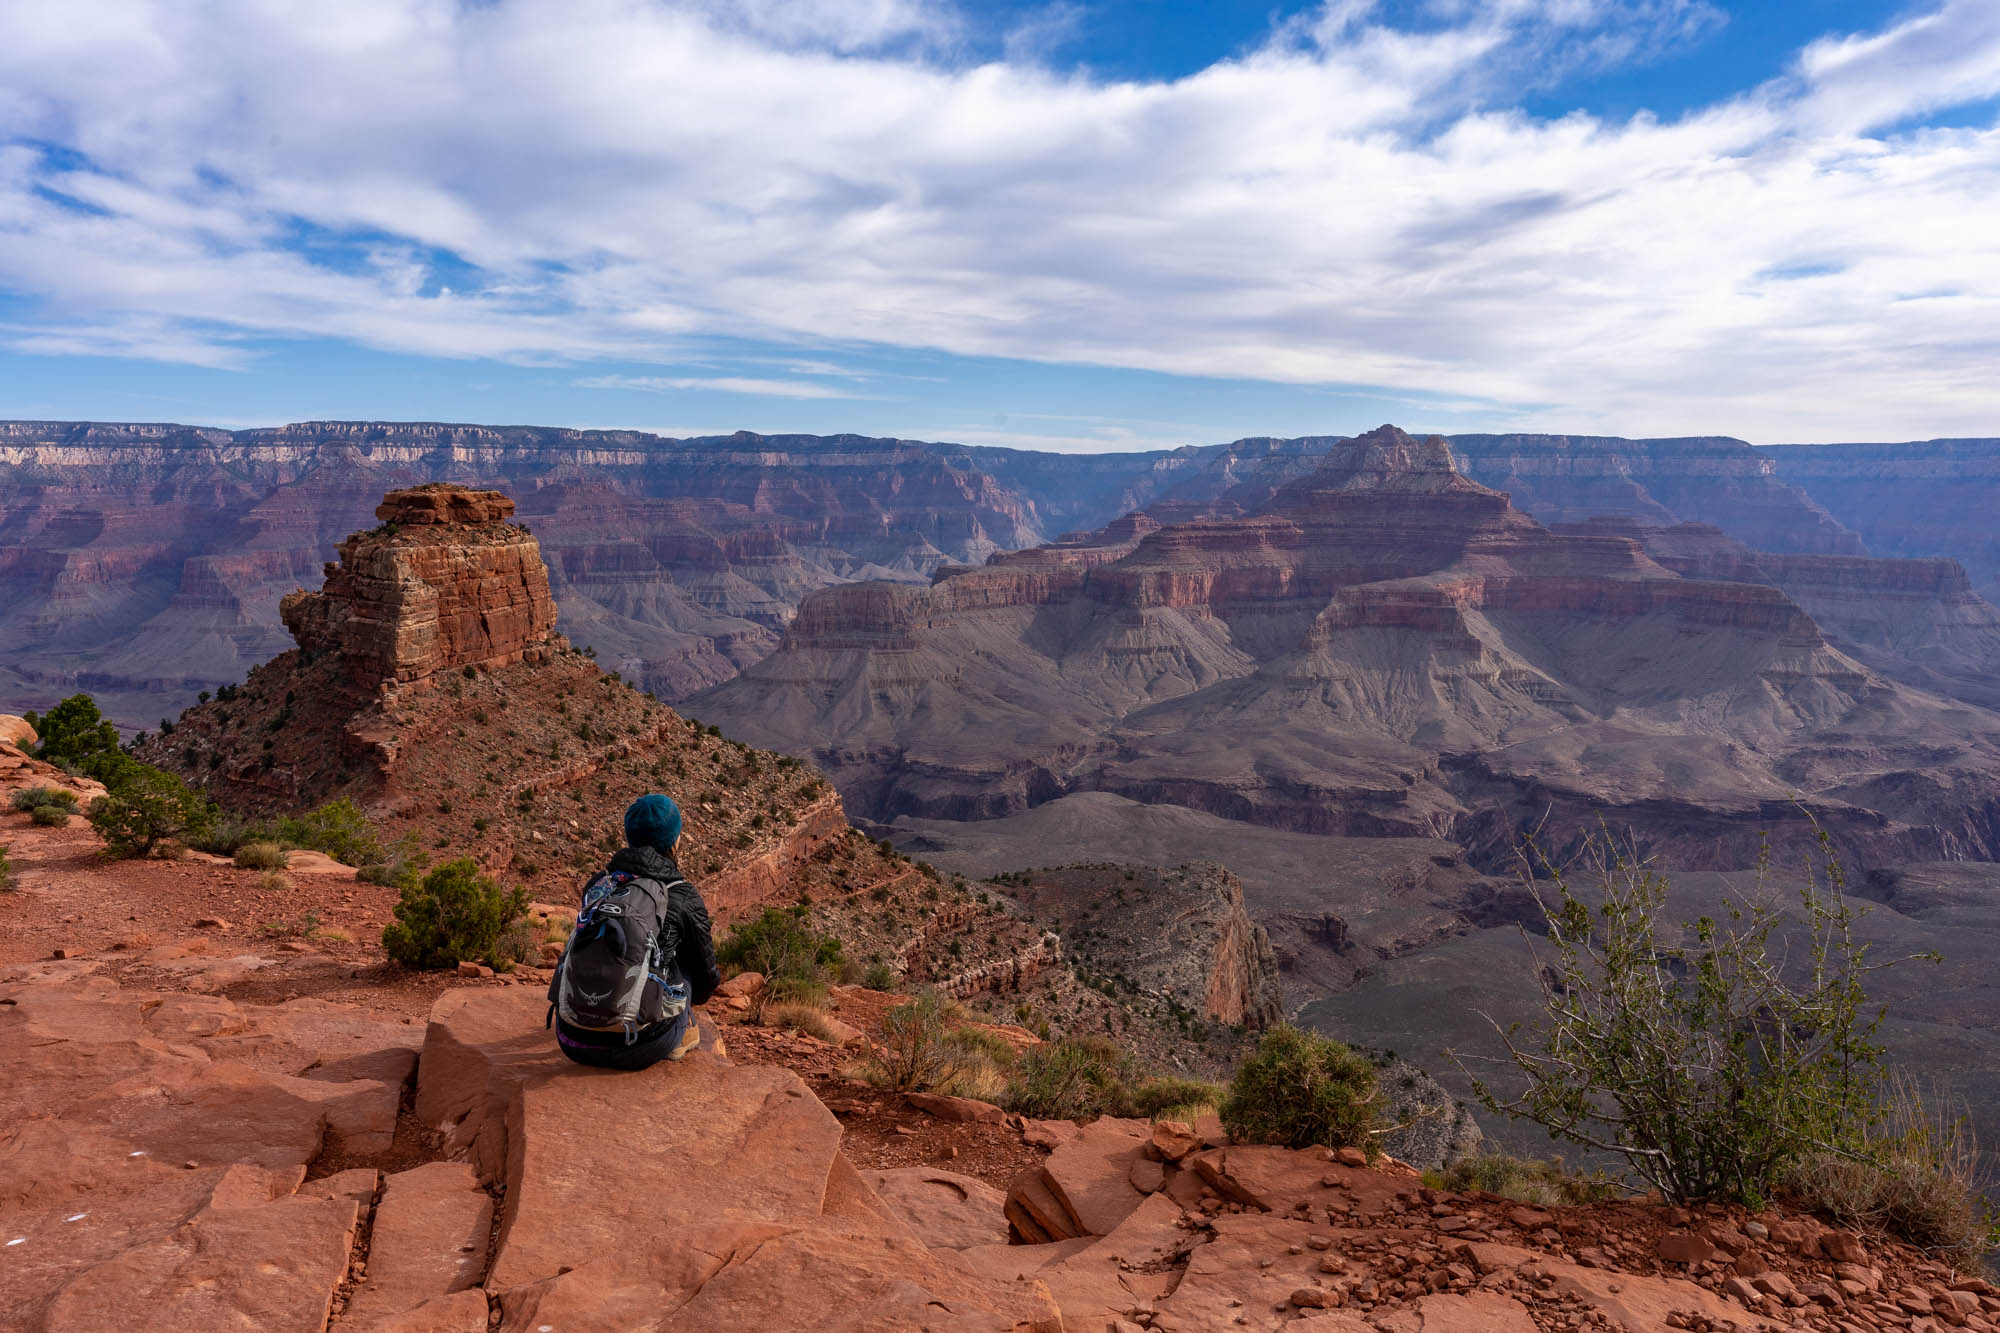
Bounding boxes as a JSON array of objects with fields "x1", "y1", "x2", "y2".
[
  {"x1": 1555, "y1": 518, "x2": 2000, "y2": 712},
  {"x1": 1447, "y1": 433, "x2": 1867, "y2": 555},
  {"x1": 696, "y1": 426, "x2": 2000, "y2": 871},
  {"x1": 1764, "y1": 438, "x2": 2000, "y2": 602},
  {"x1": 7, "y1": 417, "x2": 1998, "y2": 735}
]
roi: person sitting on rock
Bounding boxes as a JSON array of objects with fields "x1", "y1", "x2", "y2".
[{"x1": 548, "y1": 793, "x2": 722, "y2": 1069}]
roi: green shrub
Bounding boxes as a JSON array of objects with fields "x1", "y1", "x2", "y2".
[
  {"x1": 1221, "y1": 1024, "x2": 1381, "y2": 1153},
  {"x1": 862, "y1": 961, "x2": 897, "y2": 991},
  {"x1": 87, "y1": 765, "x2": 217, "y2": 859},
  {"x1": 1132, "y1": 1076, "x2": 1226, "y2": 1122},
  {"x1": 865, "y1": 990, "x2": 1010, "y2": 1099},
  {"x1": 1426, "y1": 1154, "x2": 1623, "y2": 1206},
  {"x1": 23, "y1": 695, "x2": 122, "y2": 770},
  {"x1": 0, "y1": 842, "x2": 14, "y2": 891},
  {"x1": 717, "y1": 906, "x2": 844, "y2": 995},
  {"x1": 29, "y1": 805, "x2": 70, "y2": 827},
  {"x1": 189, "y1": 817, "x2": 279, "y2": 856},
  {"x1": 233, "y1": 841, "x2": 289, "y2": 870},
  {"x1": 381, "y1": 858, "x2": 530, "y2": 970},
  {"x1": 358, "y1": 831, "x2": 430, "y2": 890},
  {"x1": 1004, "y1": 1036, "x2": 1138, "y2": 1120},
  {"x1": 10, "y1": 785, "x2": 79, "y2": 813},
  {"x1": 1454, "y1": 828, "x2": 1931, "y2": 1206},
  {"x1": 277, "y1": 799, "x2": 382, "y2": 867}
]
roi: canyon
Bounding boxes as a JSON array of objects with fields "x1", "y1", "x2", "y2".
[
  {"x1": 693, "y1": 425, "x2": 2000, "y2": 873},
  {"x1": 8, "y1": 419, "x2": 1999, "y2": 734},
  {"x1": 8, "y1": 418, "x2": 2000, "y2": 1185}
]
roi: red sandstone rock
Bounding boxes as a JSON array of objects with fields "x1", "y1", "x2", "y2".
[
  {"x1": 863, "y1": 1167, "x2": 1009, "y2": 1250},
  {"x1": 343, "y1": 1161, "x2": 493, "y2": 1327},
  {"x1": 1659, "y1": 1230, "x2": 1718, "y2": 1265},
  {"x1": 904, "y1": 1090, "x2": 1008, "y2": 1124},
  {"x1": 282, "y1": 486, "x2": 557, "y2": 688},
  {"x1": 376, "y1": 484, "x2": 516, "y2": 526}
]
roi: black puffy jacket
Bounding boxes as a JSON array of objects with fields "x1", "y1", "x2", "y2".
[{"x1": 604, "y1": 845, "x2": 723, "y2": 1006}]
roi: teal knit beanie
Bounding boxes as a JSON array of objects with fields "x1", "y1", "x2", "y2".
[{"x1": 624, "y1": 793, "x2": 682, "y2": 851}]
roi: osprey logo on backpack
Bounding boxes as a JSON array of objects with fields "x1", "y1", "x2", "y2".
[{"x1": 547, "y1": 870, "x2": 688, "y2": 1043}]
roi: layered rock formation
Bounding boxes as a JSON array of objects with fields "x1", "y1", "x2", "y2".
[
  {"x1": 1764, "y1": 438, "x2": 2000, "y2": 602},
  {"x1": 695, "y1": 425, "x2": 2000, "y2": 871},
  {"x1": 1445, "y1": 433, "x2": 1867, "y2": 554},
  {"x1": 280, "y1": 485, "x2": 559, "y2": 688},
  {"x1": 8, "y1": 418, "x2": 1999, "y2": 734},
  {"x1": 1553, "y1": 518, "x2": 2000, "y2": 711}
]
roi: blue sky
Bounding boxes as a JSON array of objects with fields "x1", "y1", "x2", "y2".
[{"x1": 1, "y1": 0, "x2": 1997, "y2": 450}]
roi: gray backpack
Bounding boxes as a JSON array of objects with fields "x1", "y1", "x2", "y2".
[{"x1": 547, "y1": 869, "x2": 688, "y2": 1043}]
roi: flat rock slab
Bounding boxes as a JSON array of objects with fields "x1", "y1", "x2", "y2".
[
  {"x1": 1038, "y1": 1117, "x2": 1150, "y2": 1236},
  {"x1": 345, "y1": 1161, "x2": 493, "y2": 1327},
  {"x1": 40, "y1": 1193, "x2": 359, "y2": 1333},
  {"x1": 864, "y1": 1167, "x2": 1008, "y2": 1250},
  {"x1": 353, "y1": 1287, "x2": 491, "y2": 1333}
]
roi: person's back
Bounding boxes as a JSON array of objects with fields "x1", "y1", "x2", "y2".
[{"x1": 548, "y1": 793, "x2": 722, "y2": 1069}]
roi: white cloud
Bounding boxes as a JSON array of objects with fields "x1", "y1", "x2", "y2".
[
  {"x1": 575, "y1": 374, "x2": 870, "y2": 399},
  {"x1": 0, "y1": 0, "x2": 1995, "y2": 438}
]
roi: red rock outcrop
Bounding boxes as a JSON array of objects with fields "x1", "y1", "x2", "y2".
[
  {"x1": 135, "y1": 487, "x2": 911, "y2": 922},
  {"x1": 280, "y1": 485, "x2": 558, "y2": 689}
]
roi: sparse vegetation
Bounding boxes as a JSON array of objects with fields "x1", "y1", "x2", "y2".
[
  {"x1": 864, "y1": 989, "x2": 1013, "y2": 1099},
  {"x1": 1423, "y1": 1154, "x2": 1623, "y2": 1207},
  {"x1": 233, "y1": 840, "x2": 289, "y2": 870},
  {"x1": 1220, "y1": 1024, "x2": 1382, "y2": 1153},
  {"x1": 1782, "y1": 1075, "x2": 1998, "y2": 1271},
  {"x1": 381, "y1": 857, "x2": 530, "y2": 970},
  {"x1": 765, "y1": 1002, "x2": 839, "y2": 1044},
  {"x1": 0, "y1": 842, "x2": 14, "y2": 891},
  {"x1": 1132, "y1": 1075, "x2": 1226, "y2": 1123},
  {"x1": 1003, "y1": 1035, "x2": 1139, "y2": 1120},
  {"x1": 278, "y1": 799, "x2": 383, "y2": 867},
  {"x1": 717, "y1": 905, "x2": 844, "y2": 1005},
  {"x1": 11, "y1": 785, "x2": 79, "y2": 813},
  {"x1": 1456, "y1": 828, "x2": 1938, "y2": 1208}
]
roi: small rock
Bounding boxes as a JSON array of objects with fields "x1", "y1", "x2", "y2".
[
  {"x1": 1658, "y1": 1232, "x2": 1717, "y2": 1266},
  {"x1": 1334, "y1": 1146, "x2": 1367, "y2": 1168},
  {"x1": 193, "y1": 917, "x2": 231, "y2": 930},
  {"x1": 1290, "y1": 1288, "x2": 1332, "y2": 1309}
]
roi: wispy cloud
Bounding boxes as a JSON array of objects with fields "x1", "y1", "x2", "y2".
[
  {"x1": 574, "y1": 373, "x2": 871, "y2": 399},
  {"x1": 0, "y1": 1, "x2": 1995, "y2": 438}
]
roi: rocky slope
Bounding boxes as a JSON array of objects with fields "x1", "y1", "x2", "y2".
[
  {"x1": 1763, "y1": 439, "x2": 2000, "y2": 603},
  {"x1": 987, "y1": 861, "x2": 1285, "y2": 1031},
  {"x1": 128, "y1": 485, "x2": 902, "y2": 917},
  {"x1": 693, "y1": 426, "x2": 2000, "y2": 873}
]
